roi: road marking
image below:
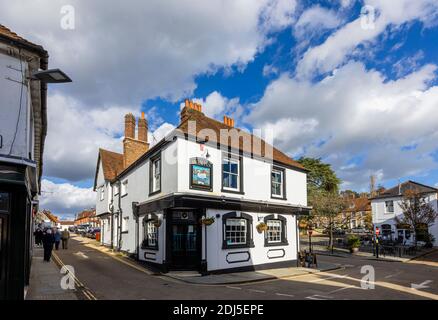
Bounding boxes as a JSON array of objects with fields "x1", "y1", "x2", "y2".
[
  {"x1": 74, "y1": 251, "x2": 88, "y2": 259},
  {"x1": 327, "y1": 285, "x2": 358, "y2": 294},
  {"x1": 247, "y1": 289, "x2": 265, "y2": 293},
  {"x1": 306, "y1": 294, "x2": 332, "y2": 300},
  {"x1": 309, "y1": 274, "x2": 348, "y2": 283},
  {"x1": 384, "y1": 271, "x2": 402, "y2": 279},
  {"x1": 226, "y1": 286, "x2": 242, "y2": 290},
  {"x1": 52, "y1": 252, "x2": 97, "y2": 300},
  {"x1": 411, "y1": 280, "x2": 433, "y2": 290},
  {"x1": 275, "y1": 293, "x2": 295, "y2": 298}
]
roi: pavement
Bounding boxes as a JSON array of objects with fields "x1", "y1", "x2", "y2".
[
  {"x1": 47, "y1": 235, "x2": 438, "y2": 300},
  {"x1": 26, "y1": 247, "x2": 78, "y2": 300}
]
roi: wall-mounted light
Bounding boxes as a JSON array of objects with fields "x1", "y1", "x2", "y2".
[{"x1": 31, "y1": 68, "x2": 72, "y2": 83}]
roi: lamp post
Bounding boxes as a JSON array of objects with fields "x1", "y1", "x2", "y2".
[
  {"x1": 375, "y1": 226, "x2": 380, "y2": 259},
  {"x1": 308, "y1": 225, "x2": 313, "y2": 254},
  {"x1": 30, "y1": 68, "x2": 72, "y2": 83}
]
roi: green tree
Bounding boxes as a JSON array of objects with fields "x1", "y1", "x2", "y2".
[
  {"x1": 298, "y1": 157, "x2": 344, "y2": 249},
  {"x1": 298, "y1": 157, "x2": 341, "y2": 194}
]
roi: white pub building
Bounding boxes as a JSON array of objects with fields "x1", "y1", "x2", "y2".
[{"x1": 94, "y1": 101, "x2": 310, "y2": 273}]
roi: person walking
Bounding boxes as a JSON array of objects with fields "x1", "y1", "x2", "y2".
[
  {"x1": 54, "y1": 228, "x2": 61, "y2": 250},
  {"x1": 61, "y1": 228, "x2": 70, "y2": 249},
  {"x1": 42, "y1": 228, "x2": 55, "y2": 262},
  {"x1": 34, "y1": 227, "x2": 43, "y2": 247}
]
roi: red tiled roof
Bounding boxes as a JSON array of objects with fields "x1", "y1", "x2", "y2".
[
  {"x1": 99, "y1": 148, "x2": 124, "y2": 181},
  {"x1": 177, "y1": 108, "x2": 305, "y2": 170},
  {"x1": 0, "y1": 24, "x2": 47, "y2": 55}
]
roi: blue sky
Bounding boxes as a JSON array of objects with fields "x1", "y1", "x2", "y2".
[{"x1": 3, "y1": 0, "x2": 438, "y2": 218}]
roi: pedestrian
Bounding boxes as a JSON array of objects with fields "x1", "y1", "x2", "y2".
[
  {"x1": 61, "y1": 228, "x2": 70, "y2": 249},
  {"x1": 42, "y1": 228, "x2": 55, "y2": 262},
  {"x1": 54, "y1": 228, "x2": 61, "y2": 250},
  {"x1": 34, "y1": 227, "x2": 43, "y2": 247}
]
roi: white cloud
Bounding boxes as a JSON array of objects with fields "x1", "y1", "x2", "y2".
[
  {"x1": 180, "y1": 91, "x2": 243, "y2": 120},
  {"x1": 246, "y1": 61, "x2": 438, "y2": 189},
  {"x1": 40, "y1": 179, "x2": 95, "y2": 218},
  {"x1": 294, "y1": 5, "x2": 341, "y2": 39},
  {"x1": 1, "y1": 0, "x2": 297, "y2": 106},
  {"x1": 296, "y1": 0, "x2": 438, "y2": 78},
  {"x1": 44, "y1": 94, "x2": 174, "y2": 182},
  {"x1": 263, "y1": 64, "x2": 279, "y2": 77}
]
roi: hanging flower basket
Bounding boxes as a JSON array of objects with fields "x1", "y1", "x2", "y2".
[
  {"x1": 201, "y1": 217, "x2": 215, "y2": 226},
  {"x1": 153, "y1": 219, "x2": 162, "y2": 228},
  {"x1": 256, "y1": 222, "x2": 268, "y2": 233}
]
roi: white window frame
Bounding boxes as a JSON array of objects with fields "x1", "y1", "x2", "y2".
[
  {"x1": 271, "y1": 169, "x2": 284, "y2": 198},
  {"x1": 224, "y1": 218, "x2": 247, "y2": 245},
  {"x1": 222, "y1": 156, "x2": 240, "y2": 191},
  {"x1": 385, "y1": 200, "x2": 394, "y2": 214},
  {"x1": 266, "y1": 219, "x2": 282, "y2": 243},
  {"x1": 113, "y1": 184, "x2": 119, "y2": 196},
  {"x1": 151, "y1": 157, "x2": 161, "y2": 193},
  {"x1": 121, "y1": 180, "x2": 128, "y2": 196},
  {"x1": 100, "y1": 187, "x2": 105, "y2": 201},
  {"x1": 145, "y1": 220, "x2": 157, "y2": 247}
]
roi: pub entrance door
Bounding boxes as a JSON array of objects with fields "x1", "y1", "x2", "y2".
[{"x1": 168, "y1": 210, "x2": 202, "y2": 270}]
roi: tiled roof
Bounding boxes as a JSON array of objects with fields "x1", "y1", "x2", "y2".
[
  {"x1": 76, "y1": 209, "x2": 96, "y2": 220},
  {"x1": 0, "y1": 24, "x2": 47, "y2": 55},
  {"x1": 344, "y1": 197, "x2": 371, "y2": 212},
  {"x1": 99, "y1": 148, "x2": 124, "y2": 181},
  {"x1": 177, "y1": 108, "x2": 305, "y2": 170},
  {"x1": 59, "y1": 221, "x2": 74, "y2": 225},
  {"x1": 371, "y1": 180, "x2": 438, "y2": 199}
]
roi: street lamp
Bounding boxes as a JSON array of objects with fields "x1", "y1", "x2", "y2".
[
  {"x1": 307, "y1": 225, "x2": 313, "y2": 253},
  {"x1": 31, "y1": 68, "x2": 72, "y2": 83}
]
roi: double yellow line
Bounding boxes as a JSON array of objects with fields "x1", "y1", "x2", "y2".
[{"x1": 52, "y1": 252, "x2": 98, "y2": 300}]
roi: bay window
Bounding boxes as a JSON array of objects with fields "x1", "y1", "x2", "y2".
[{"x1": 142, "y1": 219, "x2": 158, "y2": 250}]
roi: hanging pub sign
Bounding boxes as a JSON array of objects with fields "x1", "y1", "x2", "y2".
[{"x1": 190, "y1": 157, "x2": 213, "y2": 191}]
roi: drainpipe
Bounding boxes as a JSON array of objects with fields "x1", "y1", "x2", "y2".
[
  {"x1": 117, "y1": 180, "x2": 123, "y2": 251},
  {"x1": 132, "y1": 202, "x2": 139, "y2": 260},
  {"x1": 110, "y1": 197, "x2": 114, "y2": 250}
]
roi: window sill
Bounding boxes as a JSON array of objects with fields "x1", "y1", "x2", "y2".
[
  {"x1": 271, "y1": 195, "x2": 287, "y2": 201},
  {"x1": 222, "y1": 241, "x2": 255, "y2": 250},
  {"x1": 149, "y1": 190, "x2": 161, "y2": 197},
  {"x1": 121, "y1": 231, "x2": 129, "y2": 234},
  {"x1": 221, "y1": 188, "x2": 245, "y2": 195},
  {"x1": 264, "y1": 241, "x2": 289, "y2": 247},
  {"x1": 121, "y1": 193, "x2": 128, "y2": 198}
]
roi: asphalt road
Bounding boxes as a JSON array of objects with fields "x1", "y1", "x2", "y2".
[{"x1": 52, "y1": 236, "x2": 438, "y2": 300}]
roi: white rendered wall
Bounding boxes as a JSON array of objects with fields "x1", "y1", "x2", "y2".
[
  {"x1": 0, "y1": 53, "x2": 31, "y2": 160},
  {"x1": 204, "y1": 209, "x2": 298, "y2": 272},
  {"x1": 176, "y1": 138, "x2": 307, "y2": 206}
]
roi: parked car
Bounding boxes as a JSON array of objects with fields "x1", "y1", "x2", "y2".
[
  {"x1": 351, "y1": 227, "x2": 371, "y2": 234},
  {"x1": 88, "y1": 228, "x2": 101, "y2": 239}
]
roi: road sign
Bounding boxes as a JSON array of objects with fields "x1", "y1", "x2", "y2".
[{"x1": 375, "y1": 228, "x2": 380, "y2": 235}]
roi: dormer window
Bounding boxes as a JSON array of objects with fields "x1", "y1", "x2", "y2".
[
  {"x1": 149, "y1": 153, "x2": 161, "y2": 195},
  {"x1": 271, "y1": 167, "x2": 286, "y2": 199}
]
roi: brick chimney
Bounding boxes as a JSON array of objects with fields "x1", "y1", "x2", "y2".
[
  {"x1": 180, "y1": 99, "x2": 203, "y2": 123},
  {"x1": 123, "y1": 113, "x2": 149, "y2": 168},
  {"x1": 138, "y1": 111, "x2": 148, "y2": 142},
  {"x1": 223, "y1": 115, "x2": 234, "y2": 127},
  {"x1": 125, "y1": 113, "x2": 135, "y2": 139}
]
